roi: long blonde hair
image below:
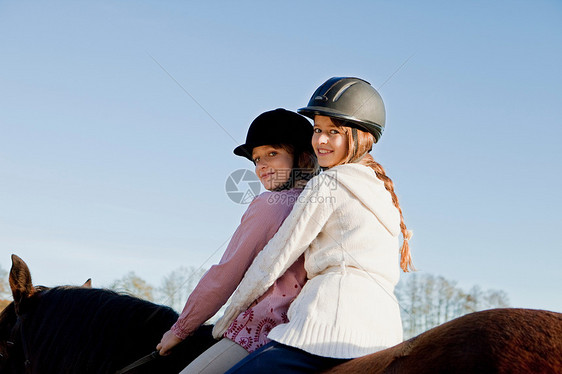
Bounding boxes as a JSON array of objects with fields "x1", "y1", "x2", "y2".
[{"x1": 333, "y1": 120, "x2": 414, "y2": 272}]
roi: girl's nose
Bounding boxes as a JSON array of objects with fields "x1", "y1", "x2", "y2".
[{"x1": 316, "y1": 133, "x2": 328, "y2": 144}]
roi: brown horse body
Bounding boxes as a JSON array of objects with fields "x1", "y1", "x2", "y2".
[{"x1": 325, "y1": 307, "x2": 562, "y2": 374}]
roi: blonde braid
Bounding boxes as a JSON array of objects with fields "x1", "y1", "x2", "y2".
[
  {"x1": 335, "y1": 121, "x2": 414, "y2": 272},
  {"x1": 361, "y1": 155, "x2": 414, "y2": 272}
]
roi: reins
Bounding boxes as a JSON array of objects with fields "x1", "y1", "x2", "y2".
[
  {"x1": 115, "y1": 350, "x2": 160, "y2": 374},
  {"x1": 114, "y1": 304, "x2": 165, "y2": 374}
]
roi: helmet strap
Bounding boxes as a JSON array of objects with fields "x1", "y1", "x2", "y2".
[
  {"x1": 351, "y1": 127, "x2": 359, "y2": 160},
  {"x1": 350, "y1": 127, "x2": 372, "y2": 163}
]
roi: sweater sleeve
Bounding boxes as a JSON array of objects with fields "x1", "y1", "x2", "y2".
[
  {"x1": 171, "y1": 193, "x2": 291, "y2": 339},
  {"x1": 213, "y1": 176, "x2": 336, "y2": 338}
]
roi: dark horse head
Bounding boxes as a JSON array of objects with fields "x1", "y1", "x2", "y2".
[{"x1": 0, "y1": 255, "x2": 216, "y2": 374}]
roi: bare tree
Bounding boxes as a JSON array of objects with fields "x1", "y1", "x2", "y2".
[
  {"x1": 109, "y1": 271, "x2": 155, "y2": 301},
  {"x1": 397, "y1": 273, "x2": 510, "y2": 338},
  {"x1": 157, "y1": 266, "x2": 207, "y2": 312},
  {"x1": 0, "y1": 265, "x2": 8, "y2": 296},
  {"x1": 483, "y1": 289, "x2": 510, "y2": 309},
  {"x1": 0, "y1": 265, "x2": 10, "y2": 311},
  {"x1": 396, "y1": 273, "x2": 423, "y2": 338}
]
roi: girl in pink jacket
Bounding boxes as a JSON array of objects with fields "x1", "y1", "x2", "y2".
[{"x1": 157, "y1": 108, "x2": 318, "y2": 373}]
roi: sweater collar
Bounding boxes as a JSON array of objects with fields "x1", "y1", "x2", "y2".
[{"x1": 324, "y1": 164, "x2": 401, "y2": 237}]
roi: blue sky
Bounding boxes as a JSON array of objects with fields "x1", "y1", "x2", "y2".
[{"x1": 1, "y1": 1, "x2": 561, "y2": 312}]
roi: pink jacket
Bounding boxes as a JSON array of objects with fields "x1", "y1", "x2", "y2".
[{"x1": 171, "y1": 188, "x2": 306, "y2": 352}]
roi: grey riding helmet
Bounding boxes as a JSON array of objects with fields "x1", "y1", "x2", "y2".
[{"x1": 298, "y1": 77, "x2": 386, "y2": 142}]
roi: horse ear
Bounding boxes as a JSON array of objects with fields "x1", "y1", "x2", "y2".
[
  {"x1": 82, "y1": 279, "x2": 92, "y2": 288},
  {"x1": 9, "y1": 254, "x2": 36, "y2": 313}
]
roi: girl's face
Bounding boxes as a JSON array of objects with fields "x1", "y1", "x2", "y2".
[
  {"x1": 312, "y1": 115, "x2": 349, "y2": 168},
  {"x1": 252, "y1": 145, "x2": 294, "y2": 191}
]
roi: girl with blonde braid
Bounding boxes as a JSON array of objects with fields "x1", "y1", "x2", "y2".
[{"x1": 213, "y1": 77, "x2": 414, "y2": 373}]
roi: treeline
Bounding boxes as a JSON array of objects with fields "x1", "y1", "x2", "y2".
[
  {"x1": 108, "y1": 266, "x2": 207, "y2": 312},
  {"x1": 1, "y1": 265, "x2": 509, "y2": 338},
  {"x1": 396, "y1": 273, "x2": 510, "y2": 338}
]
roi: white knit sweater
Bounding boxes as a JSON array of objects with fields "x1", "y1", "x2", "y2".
[{"x1": 213, "y1": 163, "x2": 403, "y2": 358}]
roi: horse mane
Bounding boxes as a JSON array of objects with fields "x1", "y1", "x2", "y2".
[{"x1": 25, "y1": 286, "x2": 179, "y2": 373}]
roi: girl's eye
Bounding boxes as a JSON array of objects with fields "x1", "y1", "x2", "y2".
[
  {"x1": 268, "y1": 151, "x2": 277, "y2": 157},
  {"x1": 330, "y1": 129, "x2": 339, "y2": 135},
  {"x1": 313, "y1": 128, "x2": 321, "y2": 133},
  {"x1": 253, "y1": 157, "x2": 260, "y2": 163}
]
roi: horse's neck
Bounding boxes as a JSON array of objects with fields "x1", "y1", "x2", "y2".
[{"x1": 27, "y1": 289, "x2": 178, "y2": 373}]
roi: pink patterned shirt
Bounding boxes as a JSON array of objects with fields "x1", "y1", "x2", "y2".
[{"x1": 171, "y1": 188, "x2": 306, "y2": 353}]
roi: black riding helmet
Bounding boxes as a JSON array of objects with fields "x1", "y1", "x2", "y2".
[
  {"x1": 234, "y1": 108, "x2": 313, "y2": 161},
  {"x1": 298, "y1": 77, "x2": 386, "y2": 142}
]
